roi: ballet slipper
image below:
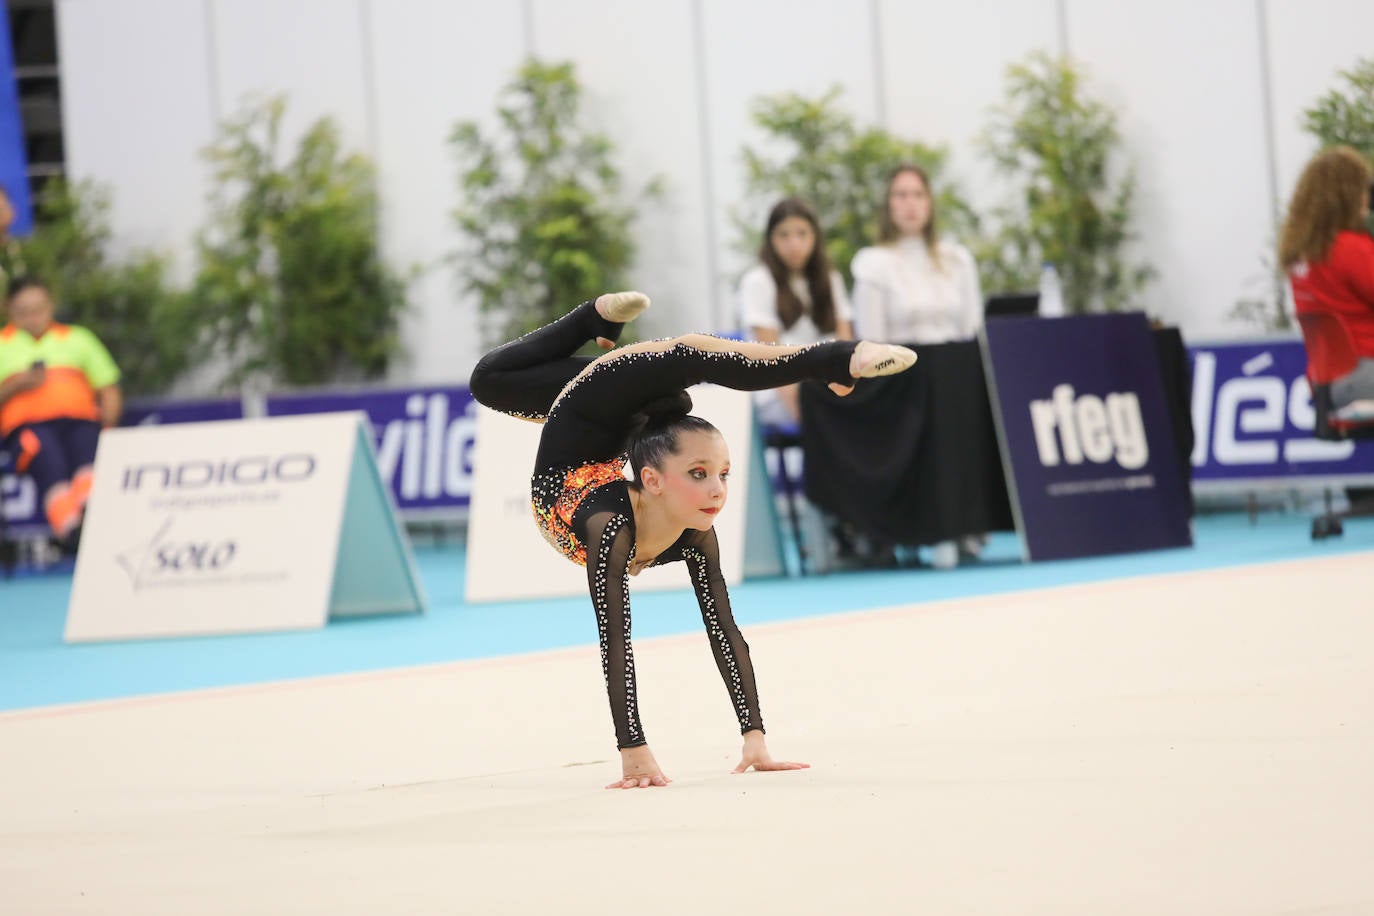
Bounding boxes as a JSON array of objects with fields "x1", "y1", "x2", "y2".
[
  {"x1": 595, "y1": 337, "x2": 616, "y2": 350},
  {"x1": 828, "y1": 382, "x2": 855, "y2": 397},
  {"x1": 849, "y1": 341, "x2": 917, "y2": 378},
  {"x1": 595, "y1": 291, "x2": 651, "y2": 324}
]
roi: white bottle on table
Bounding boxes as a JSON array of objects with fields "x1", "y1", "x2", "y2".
[{"x1": 1038, "y1": 262, "x2": 1064, "y2": 318}]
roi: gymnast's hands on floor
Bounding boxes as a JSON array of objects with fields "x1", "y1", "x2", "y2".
[
  {"x1": 732, "y1": 729, "x2": 809, "y2": 775},
  {"x1": 608, "y1": 744, "x2": 672, "y2": 789},
  {"x1": 607, "y1": 733, "x2": 809, "y2": 788}
]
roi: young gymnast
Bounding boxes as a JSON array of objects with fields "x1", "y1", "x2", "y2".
[{"x1": 468, "y1": 293, "x2": 915, "y2": 788}]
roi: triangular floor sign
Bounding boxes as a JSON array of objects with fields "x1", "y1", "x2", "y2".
[
  {"x1": 67, "y1": 412, "x2": 424, "y2": 642},
  {"x1": 327, "y1": 422, "x2": 428, "y2": 618}
]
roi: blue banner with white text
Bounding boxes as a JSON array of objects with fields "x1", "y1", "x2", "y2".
[
  {"x1": 1187, "y1": 338, "x2": 1374, "y2": 488},
  {"x1": 982, "y1": 313, "x2": 1193, "y2": 561}
]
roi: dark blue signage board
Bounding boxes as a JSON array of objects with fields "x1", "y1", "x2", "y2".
[
  {"x1": 1188, "y1": 339, "x2": 1374, "y2": 489},
  {"x1": 982, "y1": 313, "x2": 1193, "y2": 561}
]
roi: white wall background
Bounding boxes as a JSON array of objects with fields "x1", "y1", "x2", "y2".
[{"x1": 53, "y1": 0, "x2": 1374, "y2": 387}]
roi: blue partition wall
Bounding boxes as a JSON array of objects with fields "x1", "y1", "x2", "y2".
[{"x1": 0, "y1": 0, "x2": 34, "y2": 235}]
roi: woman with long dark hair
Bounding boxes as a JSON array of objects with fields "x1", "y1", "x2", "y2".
[
  {"x1": 738, "y1": 198, "x2": 854, "y2": 424},
  {"x1": 469, "y1": 292, "x2": 914, "y2": 788}
]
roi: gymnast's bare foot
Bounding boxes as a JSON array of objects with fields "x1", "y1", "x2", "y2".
[
  {"x1": 594, "y1": 291, "x2": 651, "y2": 349},
  {"x1": 828, "y1": 341, "x2": 917, "y2": 395}
]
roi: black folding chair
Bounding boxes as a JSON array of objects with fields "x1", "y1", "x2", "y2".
[{"x1": 1297, "y1": 312, "x2": 1374, "y2": 540}]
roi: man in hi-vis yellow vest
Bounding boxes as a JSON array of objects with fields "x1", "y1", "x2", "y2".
[{"x1": 0, "y1": 277, "x2": 121, "y2": 547}]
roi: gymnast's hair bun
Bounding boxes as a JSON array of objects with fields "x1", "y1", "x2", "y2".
[
  {"x1": 624, "y1": 389, "x2": 721, "y2": 479},
  {"x1": 630, "y1": 389, "x2": 693, "y2": 433},
  {"x1": 626, "y1": 390, "x2": 692, "y2": 444}
]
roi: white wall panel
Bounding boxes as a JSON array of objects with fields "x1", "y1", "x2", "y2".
[
  {"x1": 699, "y1": 0, "x2": 879, "y2": 330},
  {"x1": 529, "y1": 0, "x2": 708, "y2": 341},
  {"x1": 368, "y1": 0, "x2": 525, "y2": 383},
  {"x1": 56, "y1": 0, "x2": 218, "y2": 272},
  {"x1": 1066, "y1": 0, "x2": 1273, "y2": 340},
  {"x1": 56, "y1": 0, "x2": 1366, "y2": 390},
  {"x1": 208, "y1": 0, "x2": 371, "y2": 154},
  {"x1": 1265, "y1": 0, "x2": 1374, "y2": 209},
  {"x1": 878, "y1": 0, "x2": 1059, "y2": 228}
]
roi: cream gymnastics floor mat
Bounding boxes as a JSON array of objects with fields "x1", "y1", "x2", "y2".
[{"x1": 3, "y1": 552, "x2": 1372, "y2": 915}]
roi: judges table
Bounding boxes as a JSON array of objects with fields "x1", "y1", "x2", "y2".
[{"x1": 798, "y1": 328, "x2": 1193, "y2": 547}]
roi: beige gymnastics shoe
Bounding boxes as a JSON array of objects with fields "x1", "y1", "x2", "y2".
[
  {"x1": 849, "y1": 341, "x2": 917, "y2": 378},
  {"x1": 595, "y1": 291, "x2": 651, "y2": 324}
]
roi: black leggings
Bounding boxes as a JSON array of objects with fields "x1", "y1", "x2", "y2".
[{"x1": 469, "y1": 301, "x2": 859, "y2": 470}]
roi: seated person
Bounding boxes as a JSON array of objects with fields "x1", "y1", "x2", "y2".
[
  {"x1": 0, "y1": 277, "x2": 121, "y2": 546},
  {"x1": 737, "y1": 199, "x2": 862, "y2": 567},
  {"x1": 1281, "y1": 146, "x2": 1374, "y2": 421},
  {"x1": 738, "y1": 197, "x2": 853, "y2": 425},
  {"x1": 852, "y1": 164, "x2": 985, "y2": 569}
]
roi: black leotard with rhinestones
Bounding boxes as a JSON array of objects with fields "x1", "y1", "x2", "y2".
[{"x1": 470, "y1": 301, "x2": 857, "y2": 749}]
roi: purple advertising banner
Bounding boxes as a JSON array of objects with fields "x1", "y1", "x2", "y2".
[
  {"x1": 982, "y1": 313, "x2": 1193, "y2": 562},
  {"x1": 1188, "y1": 339, "x2": 1374, "y2": 488},
  {"x1": 265, "y1": 387, "x2": 477, "y2": 516},
  {"x1": 123, "y1": 396, "x2": 245, "y2": 428}
]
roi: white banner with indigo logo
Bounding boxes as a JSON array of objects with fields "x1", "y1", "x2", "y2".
[{"x1": 66, "y1": 413, "x2": 424, "y2": 642}]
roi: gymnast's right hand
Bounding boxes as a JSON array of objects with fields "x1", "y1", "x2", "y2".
[{"x1": 607, "y1": 744, "x2": 672, "y2": 789}]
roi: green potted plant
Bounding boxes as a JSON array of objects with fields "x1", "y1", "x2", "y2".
[
  {"x1": 451, "y1": 59, "x2": 659, "y2": 347},
  {"x1": 194, "y1": 95, "x2": 410, "y2": 389},
  {"x1": 977, "y1": 51, "x2": 1153, "y2": 314},
  {"x1": 1302, "y1": 57, "x2": 1374, "y2": 230}
]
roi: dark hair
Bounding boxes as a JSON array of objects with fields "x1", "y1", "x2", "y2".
[
  {"x1": 625, "y1": 389, "x2": 720, "y2": 490},
  {"x1": 5, "y1": 275, "x2": 50, "y2": 304},
  {"x1": 758, "y1": 197, "x2": 839, "y2": 333},
  {"x1": 878, "y1": 163, "x2": 943, "y2": 269}
]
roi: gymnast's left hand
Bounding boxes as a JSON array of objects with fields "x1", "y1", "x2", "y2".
[
  {"x1": 732, "y1": 730, "x2": 810, "y2": 774},
  {"x1": 607, "y1": 744, "x2": 672, "y2": 789}
]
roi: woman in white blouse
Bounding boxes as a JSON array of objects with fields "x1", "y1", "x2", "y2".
[
  {"x1": 852, "y1": 164, "x2": 985, "y2": 570},
  {"x1": 851, "y1": 164, "x2": 982, "y2": 345},
  {"x1": 738, "y1": 197, "x2": 854, "y2": 425}
]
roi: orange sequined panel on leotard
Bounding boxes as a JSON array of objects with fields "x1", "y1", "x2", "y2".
[{"x1": 531, "y1": 458, "x2": 628, "y2": 566}]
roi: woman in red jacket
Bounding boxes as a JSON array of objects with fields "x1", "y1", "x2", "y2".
[{"x1": 1280, "y1": 145, "x2": 1374, "y2": 415}]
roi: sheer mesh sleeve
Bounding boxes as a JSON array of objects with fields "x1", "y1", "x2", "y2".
[
  {"x1": 663, "y1": 527, "x2": 766, "y2": 736},
  {"x1": 580, "y1": 507, "x2": 648, "y2": 749}
]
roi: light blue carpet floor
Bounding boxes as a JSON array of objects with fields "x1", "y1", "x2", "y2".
[{"x1": 2, "y1": 512, "x2": 1370, "y2": 712}]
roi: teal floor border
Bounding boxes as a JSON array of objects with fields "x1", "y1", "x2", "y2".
[{"x1": 2, "y1": 512, "x2": 1371, "y2": 712}]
